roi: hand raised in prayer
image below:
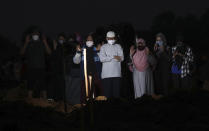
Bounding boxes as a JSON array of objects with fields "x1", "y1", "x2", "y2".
[
  {"x1": 96, "y1": 44, "x2": 102, "y2": 51},
  {"x1": 42, "y1": 35, "x2": 52, "y2": 55},
  {"x1": 42, "y1": 35, "x2": 48, "y2": 45},
  {"x1": 146, "y1": 47, "x2": 150, "y2": 55},
  {"x1": 173, "y1": 51, "x2": 178, "y2": 57},
  {"x1": 130, "y1": 45, "x2": 135, "y2": 56},
  {"x1": 25, "y1": 35, "x2": 30, "y2": 44},
  {"x1": 53, "y1": 40, "x2": 58, "y2": 50},
  {"x1": 76, "y1": 45, "x2": 81, "y2": 51},
  {"x1": 154, "y1": 44, "x2": 158, "y2": 51}
]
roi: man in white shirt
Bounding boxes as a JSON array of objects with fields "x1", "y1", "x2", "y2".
[{"x1": 99, "y1": 31, "x2": 124, "y2": 98}]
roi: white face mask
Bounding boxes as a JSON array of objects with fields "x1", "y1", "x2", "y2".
[
  {"x1": 107, "y1": 40, "x2": 115, "y2": 45},
  {"x1": 86, "y1": 41, "x2": 94, "y2": 47},
  {"x1": 58, "y1": 39, "x2": 64, "y2": 44},
  {"x1": 32, "y1": 35, "x2": 39, "y2": 41}
]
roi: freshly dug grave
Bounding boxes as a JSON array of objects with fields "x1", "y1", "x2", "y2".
[{"x1": 1, "y1": 88, "x2": 209, "y2": 131}]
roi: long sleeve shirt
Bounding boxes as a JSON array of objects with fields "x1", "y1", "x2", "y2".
[
  {"x1": 73, "y1": 52, "x2": 82, "y2": 64},
  {"x1": 73, "y1": 46, "x2": 102, "y2": 79},
  {"x1": 99, "y1": 43, "x2": 124, "y2": 79},
  {"x1": 172, "y1": 46, "x2": 194, "y2": 78}
]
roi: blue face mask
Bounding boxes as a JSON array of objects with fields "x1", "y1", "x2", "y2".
[{"x1": 156, "y1": 41, "x2": 163, "y2": 46}]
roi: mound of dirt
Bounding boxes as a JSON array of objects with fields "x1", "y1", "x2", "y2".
[
  {"x1": 1, "y1": 88, "x2": 209, "y2": 131},
  {"x1": 73, "y1": 88, "x2": 209, "y2": 131},
  {"x1": 0, "y1": 101, "x2": 80, "y2": 131}
]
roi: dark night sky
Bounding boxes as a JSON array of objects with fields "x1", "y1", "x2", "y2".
[{"x1": 0, "y1": 0, "x2": 208, "y2": 42}]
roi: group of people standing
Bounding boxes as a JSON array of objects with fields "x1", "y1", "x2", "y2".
[
  {"x1": 20, "y1": 28, "x2": 194, "y2": 104},
  {"x1": 73, "y1": 31, "x2": 124, "y2": 102},
  {"x1": 129, "y1": 33, "x2": 194, "y2": 99}
]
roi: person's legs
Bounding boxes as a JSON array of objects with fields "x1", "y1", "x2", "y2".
[
  {"x1": 145, "y1": 68, "x2": 154, "y2": 96},
  {"x1": 55, "y1": 74, "x2": 65, "y2": 101},
  {"x1": 47, "y1": 72, "x2": 56, "y2": 100},
  {"x1": 26, "y1": 68, "x2": 36, "y2": 99},
  {"x1": 102, "y1": 78, "x2": 112, "y2": 98},
  {"x1": 133, "y1": 69, "x2": 146, "y2": 98},
  {"x1": 132, "y1": 70, "x2": 138, "y2": 98},
  {"x1": 162, "y1": 72, "x2": 170, "y2": 95},
  {"x1": 66, "y1": 75, "x2": 81, "y2": 105},
  {"x1": 27, "y1": 79, "x2": 35, "y2": 99},
  {"x1": 93, "y1": 74, "x2": 104, "y2": 97},
  {"x1": 37, "y1": 69, "x2": 47, "y2": 99},
  {"x1": 112, "y1": 77, "x2": 121, "y2": 98},
  {"x1": 65, "y1": 75, "x2": 72, "y2": 103},
  {"x1": 181, "y1": 76, "x2": 191, "y2": 88},
  {"x1": 172, "y1": 74, "x2": 180, "y2": 88},
  {"x1": 154, "y1": 70, "x2": 162, "y2": 95},
  {"x1": 80, "y1": 80, "x2": 86, "y2": 104}
]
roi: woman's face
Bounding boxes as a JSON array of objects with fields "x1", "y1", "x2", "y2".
[
  {"x1": 156, "y1": 36, "x2": 162, "y2": 41},
  {"x1": 86, "y1": 35, "x2": 94, "y2": 47}
]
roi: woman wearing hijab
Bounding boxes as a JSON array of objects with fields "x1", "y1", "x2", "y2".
[
  {"x1": 129, "y1": 38, "x2": 155, "y2": 99},
  {"x1": 65, "y1": 34, "x2": 81, "y2": 105},
  {"x1": 48, "y1": 33, "x2": 66, "y2": 102},
  {"x1": 153, "y1": 33, "x2": 171, "y2": 96},
  {"x1": 73, "y1": 33, "x2": 103, "y2": 103}
]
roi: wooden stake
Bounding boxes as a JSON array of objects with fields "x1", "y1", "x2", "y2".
[
  {"x1": 89, "y1": 75, "x2": 94, "y2": 99},
  {"x1": 83, "y1": 49, "x2": 89, "y2": 98}
]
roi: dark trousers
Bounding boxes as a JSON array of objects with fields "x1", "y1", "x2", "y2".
[
  {"x1": 26, "y1": 68, "x2": 46, "y2": 97},
  {"x1": 172, "y1": 74, "x2": 191, "y2": 89},
  {"x1": 154, "y1": 71, "x2": 170, "y2": 95},
  {"x1": 102, "y1": 77, "x2": 121, "y2": 98},
  {"x1": 48, "y1": 73, "x2": 65, "y2": 101},
  {"x1": 80, "y1": 74, "x2": 103, "y2": 103},
  {"x1": 65, "y1": 75, "x2": 81, "y2": 105}
]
